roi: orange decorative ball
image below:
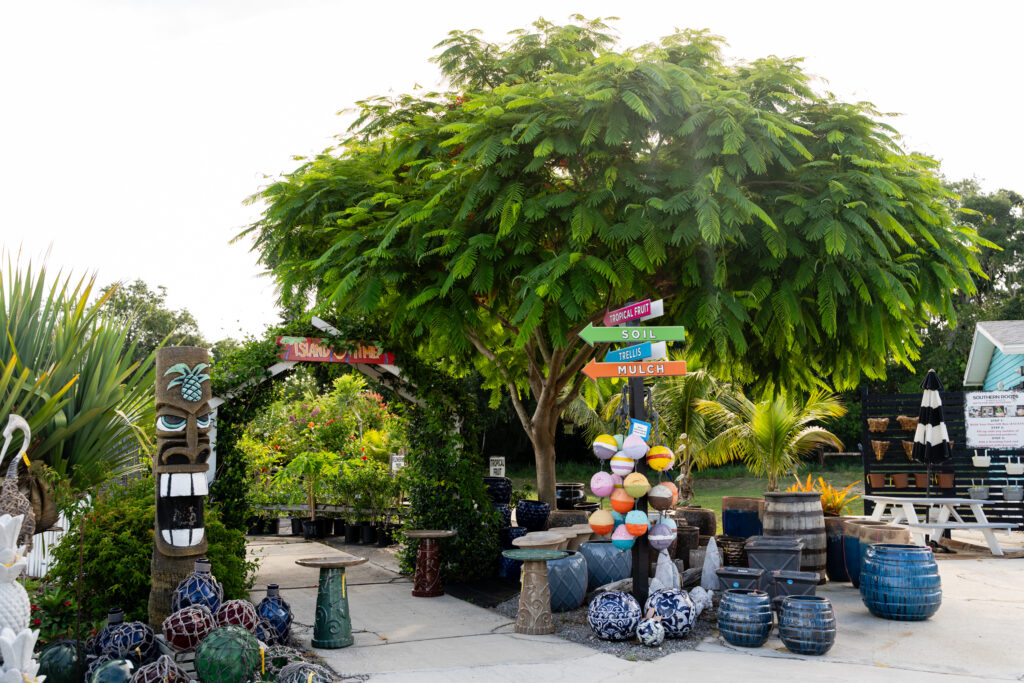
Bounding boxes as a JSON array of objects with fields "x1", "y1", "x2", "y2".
[
  {"x1": 589, "y1": 509, "x2": 615, "y2": 536},
  {"x1": 610, "y1": 488, "x2": 635, "y2": 514}
]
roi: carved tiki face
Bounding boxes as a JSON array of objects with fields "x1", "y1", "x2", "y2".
[{"x1": 155, "y1": 346, "x2": 212, "y2": 556}]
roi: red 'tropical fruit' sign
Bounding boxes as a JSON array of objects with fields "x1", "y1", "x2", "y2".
[{"x1": 276, "y1": 336, "x2": 395, "y2": 364}]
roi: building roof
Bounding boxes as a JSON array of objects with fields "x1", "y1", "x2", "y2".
[{"x1": 963, "y1": 321, "x2": 1024, "y2": 386}]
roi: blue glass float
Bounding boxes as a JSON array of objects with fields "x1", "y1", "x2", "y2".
[
  {"x1": 102, "y1": 621, "x2": 156, "y2": 664},
  {"x1": 515, "y1": 500, "x2": 550, "y2": 532},
  {"x1": 644, "y1": 589, "x2": 696, "y2": 638},
  {"x1": 587, "y1": 591, "x2": 641, "y2": 641},
  {"x1": 578, "y1": 540, "x2": 631, "y2": 591},
  {"x1": 636, "y1": 614, "x2": 665, "y2": 647},
  {"x1": 778, "y1": 595, "x2": 836, "y2": 655},
  {"x1": 37, "y1": 639, "x2": 86, "y2": 683},
  {"x1": 91, "y1": 608, "x2": 125, "y2": 655},
  {"x1": 860, "y1": 543, "x2": 941, "y2": 621},
  {"x1": 171, "y1": 558, "x2": 224, "y2": 614},
  {"x1": 546, "y1": 551, "x2": 588, "y2": 612},
  {"x1": 257, "y1": 584, "x2": 294, "y2": 643},
  {"x1": 718, "y1": 589, "x2": 772, "y2": 648},
  {"x1": 88, "y1": 657, "x2": 135, "y2": 683}
]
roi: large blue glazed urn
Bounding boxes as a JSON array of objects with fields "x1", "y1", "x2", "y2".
[
  {"x1": 717, "y1": 589, "x2": 772, "y2": 648},
  {"x1": 500, "y1": 526, "x2": 528, "y2": 549},
  {"x1": 587, "y1": 591, "x2": 641, "y2": 641},
  {"x1": 578, "y1": 540, "x2": 632, "y2": 591},
  {"x1": 546, "y1": 551, "x2": 588, "y2": 612},
  {"x1": 483, "y1": 477, "x2": 512, "y2": 505},
  {"x1": 860, "y1": 543, "x2": 941, "y2": 621},
  {"x1": 493, "y1": 504, "x2": 512, "y2": 528},
  {"x1": 643, "y1": 589, "x2": 696, "y2": 638},
  {"x1": 257, "y1": 584, "x2": 294, "y2": 643},
  {"x1": 778, "y1": 595, "x2": 836, "y2": 655},
  {"x1": 515, "y1": 500, "x2": 550, "y2": 532}
]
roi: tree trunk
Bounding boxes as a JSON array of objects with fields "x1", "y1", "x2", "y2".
[{"x1": 531, "y1": 392, "x2": 561, "y2": 507}]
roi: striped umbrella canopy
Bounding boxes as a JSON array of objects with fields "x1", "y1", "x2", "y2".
[{"x1": 911, "y1": 369, "x2": 952, "y2": 466}]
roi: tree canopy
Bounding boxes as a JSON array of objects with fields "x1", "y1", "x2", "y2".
[
  {"x1": 241, "y1": 16, "x2": 988, "y2": 502},
  {"x1": 99, "y1": 279, "x2": 206, "y2": 363}
]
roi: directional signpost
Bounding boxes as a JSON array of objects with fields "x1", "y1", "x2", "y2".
[
  {"x1": 584, "y1": 359, "x2": 687, "y2": 380},
  {"x1": 580, "y1": 322, "x2": 686, "y2": 345}
]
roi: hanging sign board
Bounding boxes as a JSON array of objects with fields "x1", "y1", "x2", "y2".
[
  {"x1": 603, "y1": 342, "x2": 667, "y2": 364},
  {"x1": 602, "y1": 299, "x2": 664, "y2": 327},
  {"x1": 628, "y1": 419, "x2": 652, "y2": 442},
  {"x1": 580, "y1": 323, "x2": 685, "y2": 345},
  {"x1": 389, "y1": 454, "x2": 405, "y2": 474},
  {"x1": 489, "y1": 457, "x2": 506, "y2": 477},
  {"x1": 964, "y1": 390, "x2": 1024, "y2": 448},
  {"x1": 276, "y1": 336, "x2": 395, "y2": 365},
  {"x1": 583, "y1": 360, "x2": 687, "y2": 380}
]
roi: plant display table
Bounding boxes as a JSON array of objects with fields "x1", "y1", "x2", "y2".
[
  {"x1": 295, "y1": 554, "x2": 367, "y2": 648},
  {"x1": 511, "y1": 531, "x2": 564, "y2": 550},
  {"x1": 405, "y1": 529, "x2": 456, "y2": 597},
  {"x1": 502, "y1": 549, "x2": 567, "y2": 634},
  {"x1": 864, "y1": 495, "x2": 1014, "y2": 555}
]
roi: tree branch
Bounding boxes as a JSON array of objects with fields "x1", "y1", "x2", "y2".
[
  {"x1": 477, "y1": 301, "x2": 520, "y2": 335},
  {"x1": 556, "y1": 371, "x2": 589, "y2": 414},
  {"x1": 557, "y1": 342, "x2": 597, "y2": 391},
  {"x1": 533, "y1": 328, "x2": 552, "y2": 366},
  {"x1": 524, "y1": 340, "x2": 543, "y2": 398},
  {"x1": 465, "y1": 327, "x2": 535, "y2": 440}
]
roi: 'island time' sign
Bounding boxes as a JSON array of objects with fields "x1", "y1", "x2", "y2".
[{"x1": 276, "y1": 337, "x2": 396, "y2": 365}]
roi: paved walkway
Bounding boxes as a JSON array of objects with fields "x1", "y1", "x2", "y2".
[{"x1": 248, "y1": 536, "x2": 1024, "y2": 682}]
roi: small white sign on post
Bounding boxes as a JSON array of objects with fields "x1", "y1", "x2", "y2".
[
  {"x1": 389, "y1": 453, "x2": 405, "y2": 474},
  {"x1": 489, "y1": 456, "x2": 506, "y2": 477}
]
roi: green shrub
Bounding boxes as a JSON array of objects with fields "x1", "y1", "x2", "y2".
[{"x1": 49, "y1": 476, "x2": 258, "y2": 623}]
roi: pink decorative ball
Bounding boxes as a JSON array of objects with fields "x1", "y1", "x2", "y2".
[{"x1": 590, "y1": 471, "x2": 615, "y2": 498}]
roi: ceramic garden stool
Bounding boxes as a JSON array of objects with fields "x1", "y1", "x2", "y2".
[
  {"x1": 406, "y1": 529, "x2": 457, "y2": 597},
  {"x1": 502, "y1": 549, "x2": 567, "y2": 635},
  {"x1": 295, "y1": 554, "x2": 367, "y2": 649}
]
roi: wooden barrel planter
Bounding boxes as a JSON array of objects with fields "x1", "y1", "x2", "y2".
[
  {"x1": 718, "y1": 589, "x2": 772, "y2": 648},
  {"x1": 763, "y1": 492, "x2": 826, "y2": 583},
  {"x1": 676, "y1": 506, "x2": 716, "y2": 536},
  {"x1": 860, "y1": 544, "x2": 942, "y2": 621},
  {"x1": 778, "y1": 596, "x2": 836, "y2": 656},
  {"x1": 721, "y1": 497, "x2": 764, "y2": 538}
]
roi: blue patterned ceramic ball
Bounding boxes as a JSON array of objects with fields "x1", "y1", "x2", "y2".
[
  {"x1": 644, "y1": 589, "x2": 697, "y2": 638},
  {"x1": 636, "y1": 615, "x2": 665, "y2": 647},
  {"x1": 587, "y1": 591, "x2": 642, "y2": 641}
]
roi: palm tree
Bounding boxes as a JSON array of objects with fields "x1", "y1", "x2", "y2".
[{"x1": 695, "y1": 390, "x2": 846, "y2": 491}]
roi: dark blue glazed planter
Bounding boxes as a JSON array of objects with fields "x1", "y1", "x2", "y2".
[
  {"x1": 494, "y1": 504, "x2": 512, "y2": 528},
  {"x1": 722, "y1": 509, "x2": 763, "y2": 538},
  {"x1": 515, "y1": 500, "x2": 550, "y2": 532},
  {"x1": 825, "y1": 522, "x2": 851, "y2": 583},
  {"x1": 484, "y1": 477, "x2": 512, "y2": 505},
  {"x1": 579, "y1": 540, "x2": 632, "y2": 591},
  {"x1": 500, "y1": 526, "x2": 528, "y2": 549},
  {"x1": 547, "y1": 551, "x2": 588, "y2": 612},
  {"x1": 842, "y1": 533, "x2": 863, "y2": 587},
  {"x1": 718, "y1": 589, "x2": 773, "y2": 648},
  {"x1": 644, "y1": 589, "x2": 697, "y2": 638},
  {"x1": 498, "y1": 554, "x2": 522, "y2": 580},
  {"x1": 257, "y1": 584, "x2": 294, "y2": 643},
  {"x1": 860, "y1": 543, "x2": 941, "y2": 621},
  {"x1": 778, "y1": 595, "x2": 836, "y2": 656},
  {"x1": 587, "y1": 591, "x2": 641, "y2": 640}
]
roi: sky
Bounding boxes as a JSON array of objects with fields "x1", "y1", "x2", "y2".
[{"x1": 1, "y1": 1, "x2": 1021, "y2": 342}]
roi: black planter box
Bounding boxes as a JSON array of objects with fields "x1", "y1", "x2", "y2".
[
  {"x1": 333, "y1": 518, "x2": 347, "y2": 536},
  {"x1": 745, "y1": 536, "x2": 803, "y2": 573},
  {"x1": 716, "y1": 566, "x2": 766, "y2": 591},
  {"x1": 344, "y1": 524, "x2": 361, "y2": 544},
  {"x1": 768, "y1": 569, "x2": 818, "y2": 608},
  {"x1": 290, "y1": 517, "x2": 309, "y2": 536}
]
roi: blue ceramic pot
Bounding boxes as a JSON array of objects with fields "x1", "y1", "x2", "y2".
[
  {"x1": 778, "y1": 595, "x2": 836, "y2": 655},
  {"x1": 825, "y1": 518, "x2": 850, "y2": 583},
  {"x1": 515, "y1": 500, "x2": 550, "y2": 532},
  {"x1": 587, "y1": 591, "x2": 641, "y2": 640},
  {"x1": 718, "y1": 589, "x2": 772, "y2": 648},
  {"x1": 498, "y1": 555, "x2": 522, "y2": 580},
  {"x1": 257, "y1": 584, "x2": 293, "y2": 643},
  {"x1": 722, "y1": 509, "x2": 763, "y2": 538},
  {"x1": 644, "y1": 589, "x2": 696, "y2": 638},
  {"x1": 579, "y1": 540, "x2": 632, "y2": 591},
  {"x1": 860, "y1": 543, "x2": 941, "y2": 621},
  {"x1": 500, "y1": 526, "x2": 528, "y2": 549},
  {"x1": 842, "y1": 533, "x2": 862, "y2": 587},
  {"x1": 546, "y1": 551, "x2": 588, "y2": 612},
  {"x1": 484, "y1": 477, "x2": 512, "y2": 505},
  {"x1": 494, "y1": 504, "x2": 512, "y2": 528}
]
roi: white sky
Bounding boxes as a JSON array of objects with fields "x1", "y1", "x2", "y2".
[{"x1": 1, "y1": 1, "x2": 1021, "y2": 341}]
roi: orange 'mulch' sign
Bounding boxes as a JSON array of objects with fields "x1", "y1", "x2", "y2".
[
  {"x1": 276, "y1": 337, "x2": 396, "y2": 365},
  {"x1": 582, "y1": 359, "x2": 687, "y2": 380}
]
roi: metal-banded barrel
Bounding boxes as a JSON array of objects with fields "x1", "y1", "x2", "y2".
[{"x1": 763, "y1": 492, "x2": 826, "y2": 583}]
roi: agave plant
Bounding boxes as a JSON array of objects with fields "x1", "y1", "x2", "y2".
[{"x1": 0, "y1": 259, "x2": 156, "y2": 518}]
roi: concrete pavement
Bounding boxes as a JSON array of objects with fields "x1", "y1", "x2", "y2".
[{"x1": 248, "y1": 536, "x2": 1024, "y2": 681}]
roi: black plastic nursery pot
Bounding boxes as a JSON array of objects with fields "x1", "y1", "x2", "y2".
[
  {"x1": 302, "y1": 518, "x2": 332, "y2": 540},
  {"x1": 290, "y1": 517, "x2": 309, "y2": 536},
  {"x1": 360, "y1": 522, "x2": 377, "y2": 545},
  {"x1": 333, "y1": 518, "x2": 347, "y2": 536},
  {"x1": 376, "y1": 524, "x2": 393, "y2": 547},
  {"x1": 344, "y1": 523, "x2": 361, "y2": 544}
]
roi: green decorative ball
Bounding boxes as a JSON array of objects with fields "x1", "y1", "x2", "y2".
[
  {"x1": 194, "y1": 626, "x2": 261, "y2": 683},
  {"x1": 89, "y1": 658, "x2": 135, "y2": 683},
  {"x1": 38, "y1": 640, "x2": 86, "y2": 683}
]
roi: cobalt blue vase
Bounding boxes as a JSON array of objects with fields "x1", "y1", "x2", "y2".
[
  {"x1": 515, "y1": 500, "x2": 550, "y2": 532},
  {"x1": 483, "y1": 477, "x2": 512, "y2": 505},
  {"x1": 718, "y1": 589, "x2": 772, "y2": 648},
  {"x1": 500, "y1": 526, "x2": 528, "y2": 549},
  {"x1": 778, "y1": 595, "x2": 836, "y2": 655},
  {"x1": 493, "y1": 504, "x2": 512, "y2": 528},
  {"x1": 860, "y1": 543, "x2": 941, "y2": 621},
  {"x1": 257, "y1": 584, "x2": 294, "y2": 643}
]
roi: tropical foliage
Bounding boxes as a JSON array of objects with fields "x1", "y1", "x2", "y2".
[
  {"x1": 786, "y1": 473, "x2": 860, "y2": 515},
  {"x1": 98, "y1": 279, "x2": 206, "y2": 364},
  {"x1": 241, "y1": 17, "x2": 986, "y2": 503}
]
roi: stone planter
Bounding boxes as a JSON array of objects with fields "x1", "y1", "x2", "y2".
[{"x1": 676, "y1": 506, "x2": 716, "y2": 536}]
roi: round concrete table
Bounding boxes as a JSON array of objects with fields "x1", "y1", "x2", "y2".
[
  {"x1": 296, "y1": 555, "x2": 368, "y2": 648},
  {"x1": 512, "y1": 531, "x2": 565, "y2": 550},
  {"x1": 405, "y1": 529, "x2": 456, "y2": 597},
  {"x1": 502, "y1": 549, "x2": 568, "y2": 635}
]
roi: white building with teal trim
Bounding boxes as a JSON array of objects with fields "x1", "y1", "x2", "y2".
[{"x1": 963, "y1": 321, "x2": 1024, "y2": 390}]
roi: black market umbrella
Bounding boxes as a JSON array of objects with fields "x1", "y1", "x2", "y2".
[{"x1": 911, "y1": 369, "x2": 952, "y2": 499}]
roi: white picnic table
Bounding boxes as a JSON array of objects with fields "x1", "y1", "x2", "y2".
[{"x1": 864, "y1": 495, "x2": 1015, "y2": 556}]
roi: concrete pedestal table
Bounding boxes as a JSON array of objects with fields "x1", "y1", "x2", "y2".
[
  {"x1": 406, "y1": 529, "x2": 456, "y2": 597},
  {"x1": 295, "y1": 554, "x2": 367, "y2": 648},
  {"x1": 502, "y1": 549, "x2": 568, "y2": 635}
]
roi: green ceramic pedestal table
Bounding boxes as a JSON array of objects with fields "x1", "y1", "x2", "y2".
[
  {"x1": 406, "y1": 529, "x2": 456, "y2": 597},
  {"x1": 502, "y1": 549, "x2": 568, "y2": 635},
  {"x1": 296, "y1": 554, "x2": 367, "y2": 648}
]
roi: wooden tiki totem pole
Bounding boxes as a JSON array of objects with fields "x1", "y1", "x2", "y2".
[{"x1": 148, "y1": 346, "x2": 213, "y2": 627}]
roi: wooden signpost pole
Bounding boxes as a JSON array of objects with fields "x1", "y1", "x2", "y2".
[{"x1": 628, "y1": 370, "x2": 650, "y2": 607}]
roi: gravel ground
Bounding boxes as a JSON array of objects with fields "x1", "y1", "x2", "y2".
[{"x1": 493, "y1": 594, "x2": 720, "y2": 661}]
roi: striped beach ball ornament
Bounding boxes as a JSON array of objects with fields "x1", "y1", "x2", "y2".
[
  {"x1": 624, "y1": 510, "x2": 649, "y2": 537},
  {"x1": 612, "y1": 525, "x2": 636, "y2": 550},
  {"x1": 589, "y1": 509, "x2": 615, "y2": 536},
  {"x1": 611, "y1": 474, "x2": 624, "y2": 490},
  {"x1": 610, "y1": 453, "x2": 635, "y2": 476},
  {"x1": 610, "y1": 488, "x2": 635, "y2": 514},
  {"x1": 647, "y1": 445, "x2": 674, "y2": 471},
  {"x1": 623, "y1": 472, "x2": 650, "y2": 498},
  {"x1": 648, "y1": 523, "x2": 674, "y2": 550},
  {"x1": 590, "y1": 471, "x2": 615, "y2": 498},
  {"x1": 648, "y1": 483, "x2": 673, "y2": 510},
  {"x1": 622, "y1": 433, "x2": 649, "y2": 461},
  {"x1": 593, "y1": 434, "x2": 618, "y2": 460},
  {"x1": 661, "y1": 481, "x2": 679, "y2": 506}
]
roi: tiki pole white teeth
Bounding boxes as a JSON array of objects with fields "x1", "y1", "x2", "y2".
[
  {"x1": 192, "y1": 472, "x2": 209, "y2": 496},
  {"x1": 171, "y1": 529, "x2": 190, "y2": 546},
  {"x1": 160, "y1": 472, "x2": 209, "y2": 498},
  {"x1": 162, "y1": 530, "x2": 172, "y2": 545},
  {"x1": 192, "y1": 528, "x2": 204, "y2": 544}
]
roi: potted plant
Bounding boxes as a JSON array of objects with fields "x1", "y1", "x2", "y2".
[{"x1": 272, "y1": 450, "x2": 340, "y2": 540}]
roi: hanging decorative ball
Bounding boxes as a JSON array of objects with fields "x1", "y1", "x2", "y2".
[
  {"x1": 611, "y1": 525, "x2": 635, "y2": 550},
  {"x1": 257, "y1": 584, "x2": 294, "y2": 644},
  {"x1": 588, "y1": 509, "x2": 614, "y2": 536},
  {"x1": 215, "y1": 599, "x2": 260, "y2": 633},
  {"x1": 609, "y1": 453, "x2": 634, "y2": 476},
  {"x1": 92, "y1": 608, "x2": 126, "y2": 655},
  {"x1": 130, "y1": 655, "x2": 189, "y2": 683},
  {"x1": 660, "y1": 516, "x2": 677, "y2": 532},
  {"x1": 88, "y1": 658, "x2": 135, "y2": 683},
  {"x1": 589, "y1": 472, "x2": 614, "y2": 498},
  {"x1": 613, "y1": 434, "x2": 625, "y2": 450},
  {"x1": 162, "y1": 605, "x2": 216, "y2": 651},
  {"x1": 610, "y1": 509, "x2": 626, "y2": 527},
  {"x1": 624, "y1": 510, "x2": 649, "y2": 537},
  {"x1": 661, "y1": 480, "x2": 679, "y2": 506},
  {"x1": 275, "y1": 661, "x2": 337, "y2": 683},
  {"x1": 644, "y1": 589, "x2": 697, "y2": 638},
  {"x1": 648, "y1": 483, "x2": 673, "y2": 511},
  {"x1": 636, "y1": 610, "x2": 666, "y2": 647},
  {"x1": 592, "y1": 434, "x2": 618, "y2": 460},
  {"x1": 171, "y1": 558, "x2": 224, "y2": 615},
  {"x1": 648, "y1": 523, "x2": 675, "y2": 550},
  {"x1": 38, "y1": 639, "x2": 86, "y2": 683},
  {"x1": 609, "y1": 488, "x2": 634, "y2": 514},
  {"x1": 262, "y1": 645, "x2": 305, "y2": 681},
  {"x1": 611, "y1": 474, "x2": 624, "y2": 490},
  {"x1": 194, "y1": 626, "x2": 261, "y2": 683},
  {"x1": 103, "y1": 622, "x2": 156, "y2": 665},
  {"x1": 646, "y1": 445, "x2": 674, "y2": 471},
  {"x1": 587, "y1": 591, "x2": 641, "y2": 640},
  {"x1": 623, "y1": 472, "x2": 650, "y2": 498},
  {"x1": 622, "y1": 433, "x2": 649, "y2": 461}
]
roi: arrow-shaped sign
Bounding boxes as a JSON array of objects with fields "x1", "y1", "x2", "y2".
[
  {"x1": 582, "y1": 359, "x2": 687, "y2": 380},
  {"x1": 603, "y1": 341, "x2": 667, "y2": 364},
  {"x1": 579, "y1": 323, "x2": 686, "y2": 346},
  {"x1": 603, "y1": 299, "x2": 664, "y2": 327}
]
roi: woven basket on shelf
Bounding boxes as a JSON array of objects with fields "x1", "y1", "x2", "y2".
[
  {"x1": 896, "y1": 415, "x2": 918, "y2": 431},
  {"x1": 871, "y1": 440, "x2": 889, "y2": 461},
  {"x1": 867, "y1": 418, "x2": 890, "y2": 433},
  {"x1": 901, "y1": 440, "x2": 915, "y2": 461}
]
